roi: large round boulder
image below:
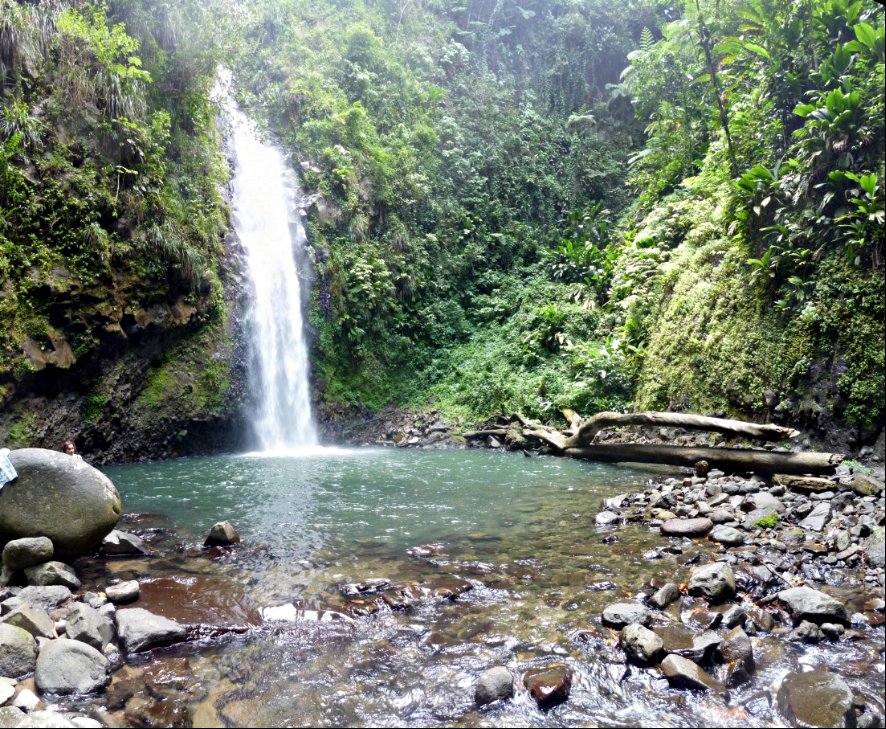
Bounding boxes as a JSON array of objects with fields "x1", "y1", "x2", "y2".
[{"x1": 0, "y1": 449, "x2": 121, "y2": 558}]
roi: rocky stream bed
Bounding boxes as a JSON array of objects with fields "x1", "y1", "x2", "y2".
[{"x1": 0, "y1": 441, "x2": 884, "y2": 728}]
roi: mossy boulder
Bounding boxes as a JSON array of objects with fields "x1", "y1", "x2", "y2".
[{"x1": 0, "y1": 449, "x2": 121, "y2": 558}]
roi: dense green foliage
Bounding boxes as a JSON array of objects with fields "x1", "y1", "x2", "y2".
[
  {"x1": 0, "y1": 0, "x2": 229, "y2": 409},
  {"x1": 1, "y1": 0, "x2": 883, "y2": 451},
  {"x1": 230, "y1": 0, "x2": 883, "y2": 437}
]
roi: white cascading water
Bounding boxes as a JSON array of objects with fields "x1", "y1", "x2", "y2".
[{"x1": 214, "y1": 73, "x2": 318, "y2": 452}]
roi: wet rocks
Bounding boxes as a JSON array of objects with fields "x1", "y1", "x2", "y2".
[
  {"x1": 65, "y1": 603, "x2": 114, "y2": 651},
  {"x1": 602, "y1": 602, "x2": 651, "y2": 629},
  {"x1": 708, "y1": 526, "x2": 745, "y2": 547},
  {"x1": 2, "y1": 537, "x2": 54, "y2": 570},
  {"x1": 0, "y1": 623, "x2": 37, "y2": 677},
  {"x1": 798, "y1": 502, "x2": 831, "y2": 532},
  {"x1": 523, "y1": 663, "x2": 572, "y2": 709},
  {"x1": 114, "y1": 608, "x2": 187, "y2": 653},
  {"x1": 4, "y1": 585, "x2": 72, "y2": 614},
  {"x1": 777, "y1": 669, "x2": 855, "y2": 728},
  {"x1": 777, "y1": 586, "x2": 848, "y2": 625},
  {"x1": 648, "y1": 583, "x2": 680, "y2": 610},
  {"x1": 35, "y1": 638, "x2": 109, "y2": 694},
  {"x1": 101, "y1": 530, "x2": 151, "y2": 557},
  {"x1": 0, "y1": 605, "x2": 56, "y2": 639},
  {"x1": 660, "y1": 654, "x2": 725, "y2": 694},
  {"x1": 619, "y1": 623, "x2": 664, "y2": 664},
  {"x1": 687, "y1": 563, "x2": 735, "y2": 603},
  {"x1": 0, "y1": 448, "x2": 121, "y2": 558},
  {"x1": 23, "y1": 561, "x2": 81, "y2": 590},
  {"x1": 475, "y1": 666, "x2": 514, "y2": 706},
  {"x1": 716, "y1": 627, "x2": 754, "y2": 686},
  {"x1": 660, "y1": 518, "x2": 713, "y2": 537},
  {"x1": 106, "y1": 580, "x2": 140, "y2": 604},
  {"x1": 204, "y1": 521, "x2": 240, "y2": 547},
  {"x1": 865, "y1": 526, "x2": 885, "y2": 568}
]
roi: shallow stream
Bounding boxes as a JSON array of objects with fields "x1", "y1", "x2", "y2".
[{"x1": 70, "y1": 448, "x2": 884, "y2": 727}]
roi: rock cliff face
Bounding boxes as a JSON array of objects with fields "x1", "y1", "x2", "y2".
[{"x1": 0, "y1": 230, "x2": 251, "y2": 465}]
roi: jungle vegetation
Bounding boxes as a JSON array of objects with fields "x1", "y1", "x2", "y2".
[{"x1": 1, "y1": 0, "x2": 883, "y2": 445}]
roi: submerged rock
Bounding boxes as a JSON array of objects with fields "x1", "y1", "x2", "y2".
[
  {"x1": 1, "y1": 449, "x2": 121, "y2": 558},
  {"x1": 777, "y1": 669, "x2": 854, "y2": 728},
  {"x1": 523, "y1": 663, "x2": 572, "y2": 709},
  {"x1": 475, "y1": 666, "x2": 514, "y2": 706},
  {"x1": 114, "y1": 608, "x2": 187, "y2": 653}
]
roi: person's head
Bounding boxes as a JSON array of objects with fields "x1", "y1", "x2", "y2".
[{"x1": 62, "y1": 440, "x2": 77, "y2": 456}]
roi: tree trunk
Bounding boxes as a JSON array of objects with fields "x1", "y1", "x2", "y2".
[
  {"x1": 567, "y1": 411, "x2": 799, "y2": 447},
  {"x1": 565, "y1": 444, "x2": 843, "y2": 476}
]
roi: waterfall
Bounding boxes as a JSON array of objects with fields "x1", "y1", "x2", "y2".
[{"x1": 214, "y1": 73, "x2": 318, "y2": 452}]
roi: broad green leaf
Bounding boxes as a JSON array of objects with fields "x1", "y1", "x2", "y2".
[{"x1": 854, "y1": 22, "x2": 876, "y2": 50}]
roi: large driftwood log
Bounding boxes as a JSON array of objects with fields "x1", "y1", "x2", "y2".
[
  {"x1": 565, "y1": 444, "x2": 843, "y2": 475},
  {"x1": 520, "y1": 410, "x2": 799, "y2": 451}
]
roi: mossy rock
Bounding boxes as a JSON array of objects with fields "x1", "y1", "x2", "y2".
[{"x1": 0, "y1": 449, "x2": 121, "y2": 558}]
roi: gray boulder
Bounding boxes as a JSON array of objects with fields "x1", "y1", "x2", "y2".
[
  {"x1": 475, "y1": 666, "x2": 514, "y2": 706},
  {"x1": 798, "y1": 502, "x2": 832, "y2": 532},
  {"x1": 660, "y1": 654, "x2": 725, "y2": 693},
  {"x1": 4, "y1": 585, "x2": 72, "y2": 614},
  {"x1": 865, "y1": 526, "x2": 885, "y2": 568},
  {"x1": 648, "y1": 583, "x2": 680, "y2": 610},
  {"x1": 777, "y1": 669, "x2": 854, "y2": 728},
  {"x1": 0, "y1": 680, "x2": 14, "y2": 705},
  {"x1": 15, "y1": 710, "x2": 79, "y2": 728},
  {"x1": 777, "y1": 586, "x2": 848, "y2": 625},
  {"x1": 105, "y1": 580, "x2": 140, "y2": 604},
  {"x1": 1, "y1": 449, "x2": 121, "y2": 558},
  {"x1": 660, "y1": 518, "x2": 713, "y2": 537},
  {"x1": 65, "y1": 603, "x2": 114, "y2": 650},
  {"x1": 687, "y1": 562, "x2": 736, "y2": 603},
  {"x1": 100, "y1": 530, "x2": 151, "y2": 557},
  {"x1": 709, "y1": 526, "x2": 745, "y2": 547},
  {"x1": 2, "y1": 537, "x2": 54, "y2": 570},
  {"x1": 0, "y1": 605, "x2": 56, "y2": 639},
  {"x1": 114, "y1": 608, "x2": 187, "y2": 653},
  {"x1": 35, "y1": 638, "x2": 109, "y2": 694},
  {"x1": 620, "y1": 623, "x2": 664, "y2": 664},
  {"x1": 0, "y1": 623, "x2": 37, "y2": 677},
  {"x1": 716, "y1": 626, "x2": 754, "y2": 686},
  {"x1": 24, "y1": 561, "x2": 81, "y2": 590},
  {"x1": 0, "y1": 707, "x2": 25, "y2": 726},
  {"x1": 602, "y1": 602, "x2": 651, "y2": 628},
  {"x1": 204, "y1": 521, "x2": 240, "y2": 546}
]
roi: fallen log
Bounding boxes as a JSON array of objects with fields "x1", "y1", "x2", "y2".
[
  {"x1": 772, "y1": 474, "x2": 837, "y2": 492},
  {"x1": 565, "y1": 444, "x2": 843, "y2": 476},
  {"x1": 462, "y1": 429, "x2": 509, "y2": 439},
  {"x1": 568, "y1": 411, "x2": 799, "y2": 448}
]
